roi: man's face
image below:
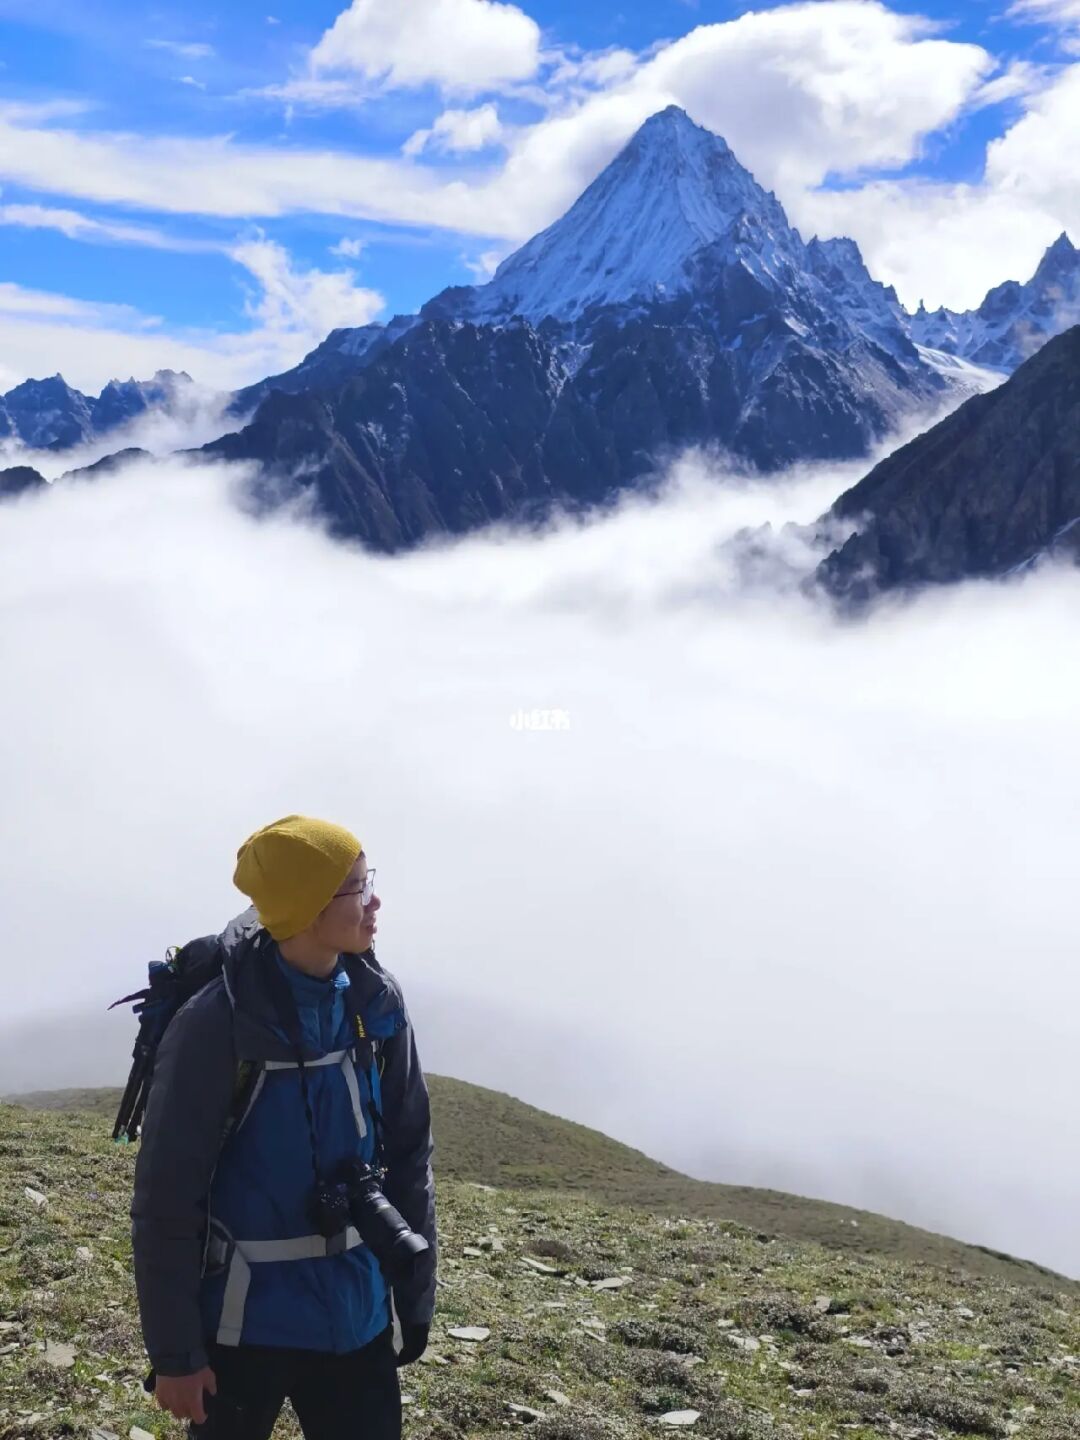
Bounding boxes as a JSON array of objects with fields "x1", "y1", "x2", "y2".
[{"x1": 311, "y1": 852, "x2": 380, "y2": 955}]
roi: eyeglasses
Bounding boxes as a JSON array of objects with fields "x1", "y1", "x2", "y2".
[{"x1": 332, "y1": 868, "x2": 376, "y2": 905}]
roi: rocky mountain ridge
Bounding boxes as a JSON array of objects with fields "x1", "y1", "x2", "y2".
[
  {"x1": 815, "y1": 324, "x2": 1080, "y2": 598},
  {"x1": 909, "y1": 232, "x2": 1080, "y2": 372},
  {"x1": 211, "y1": 107, "x2": 958, "y2": 549},
  {"x1": 0, "y1": 370, "x2": 192, "y2": 451}
]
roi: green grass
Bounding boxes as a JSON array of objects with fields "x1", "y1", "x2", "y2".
[
  {"x1": 2, "y1": 1102, "x2": 1079, "y2": 1439},
  {"x1": 10, "y1": 1078, "x2": 1074, "y2": 1294}
]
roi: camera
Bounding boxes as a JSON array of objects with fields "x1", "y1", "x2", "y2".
[
  {"x1": 307, "y1": 1160, "x2": 429, "y2": 1285},
  {"x1": 310, "y1": 1180, "x2": 353, "y2": 1240},
  {"x1": 339, "y1": 1156, "x2": 430, "y2": 1284}
]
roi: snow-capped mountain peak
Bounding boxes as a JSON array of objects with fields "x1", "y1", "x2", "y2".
[
  {"x1": 427, "y1": 105, "x2": 795, "y2": 325},
  {"x1": 1032, "y1": 231, "x2": 1078, "y2": 285},
  {"x1": 909, "y1": 231, "x2": 1080, "y2": 371}
]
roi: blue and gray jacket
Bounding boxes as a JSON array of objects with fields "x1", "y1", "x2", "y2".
[{"x1": 130, "y1": 907, "x2": 438, "y2": 1375}]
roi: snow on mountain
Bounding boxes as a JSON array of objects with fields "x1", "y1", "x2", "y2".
[
  {"x1": 429, "y1": 106, "x2": 803, "y2": 325},
  {"x1": 205, "y1": 111, "x2": 958, "y2": 550},
  {"x1": 0, "y1": 376, "x2": 95, "y2": 450},
  {"x1": 0, "y1": 370, "x2": 193, "y2": 452},
  {"x1": 909, "y1": 233, "x2": 1080, "y2": 372}
]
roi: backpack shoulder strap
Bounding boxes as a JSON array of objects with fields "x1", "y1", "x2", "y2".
[{"x1": 219, "y1": 1057, "x2": 265, "y2": 1147}]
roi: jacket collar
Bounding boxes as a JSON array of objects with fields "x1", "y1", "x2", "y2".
[{"x1": 218, "y1": 906, "x2": 403, "y2": 1062}]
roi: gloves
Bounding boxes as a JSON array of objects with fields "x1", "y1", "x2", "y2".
[{"x1": 395, "y1": 1321, "x2": 430, "y2": 1367}]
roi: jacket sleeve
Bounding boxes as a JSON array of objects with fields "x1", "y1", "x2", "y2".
[
  {"x1": 130, "y1": 983, "x2": 236, "y2": 1376},
  {"x1": 378, "y1": 989, "x2": 438, "y2": 1327}
]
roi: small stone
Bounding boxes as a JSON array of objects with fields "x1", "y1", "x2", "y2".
[
  {"x1": 401, "y1": 1395, "x2": 415, "y2": 1406},
  {"x1": 0, "y1": 1322, "x2": 20, "y2": 1332},
  {"x1": 419, "y1": 1352, "x2": 449, "y2": 1366},
  {"x1": 0, "y1": 1343, "x2": 19, "y2": 1356},
  {"x1": 447, "y1": 1326, "x2": 490, "y2": 1342},
  {"x1": 468, "y1": 1183, "x2": 496, "y2": 1193},
  {"x1": 592, "y1": 1276, "x2": 631, "y2": 1290},
  {"x1": 956, "y1": 1306, "x2": 975, "y2": 1320},
  {"x1": 541, "y1": 1302, "x2": 568, "y2": 1310},
  {"x1": 659, "y1": 1411, "x2": 700, "y2": 1427},
  {"x1": 24, "y1": 1188, "x2": 47, "y2": 1209},
  {"x1": 508, "y1": 1403, "x2": 546, "y2": 1421},
  {"x1": 813, "y1": 1296, "x2": 832, "y2": 1313},
  {"x1": 130, "y1": 1428, "x2": 156, "y2": 1440},
  {"x1": 76, "y1": 1247, "x2": 93, "y2": 1264},
  {"x1": 42, "y1": 1340, "x2": 76, "y2": 1368},
  {"x1": 544, "y1": 1390, "x2": 571, "y2": 1407},
  {"x1": 845, "y1": 1336, "x2": 874, "y2": 1349},
  {"x1": 90, "y1": 1430, "x2": 120, "y2": 1440},
  {"x1": 727, "y1": 1335, "x2": 760, "y2": 1352},
  {"x1": 462, "y1": 1246, "x2": 484, "y2": 1257},
  {"x1": 717, "y1": 1319, "x2": 735, "y2": 1329},
  {"x1": 520, "y1": 1257, "x2": 560, "y2": 1274}
]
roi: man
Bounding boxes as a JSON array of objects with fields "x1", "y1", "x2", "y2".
[{"x1": 130, "y1": 815, "x2": 438, "y2": 1440}]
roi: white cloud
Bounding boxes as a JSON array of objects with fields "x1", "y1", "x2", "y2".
[
  {"x1": 403, "y1": 103, "x2": 504, "y2": 157},
  {"x1": 481, "y1": 2, "x2": 997, "y2": 242},
  {"x1": 228, "y1": 233, "x2": 384, "y2": 339},
  {"x1": 251, "y1": 76, "x2": 368, "y2": 111},
  {"x1": 0, "y1": 104, "x2": 487, "y2": 231},
  {"x1": 0, "y1": 202, "x2": 215, "y2": 252},
  {"x1": 309, "y1": 0, "x2": 541, "y2": 96},
  {"x1": 2, "y1": 452, "x2": 1080, "y2": 1281},
  {"x1": 797, "y1": 62, "x2": 1080, "y2": 310},
  {"x1": 179, "y1": 75, "x2": 207, "y2": 90},
  {"x1": 463, "y1": 247, "x2": 506, "y2": 279},
  {"x1": 0, "y1": 281, "x2": 154, "y2": 329},
  {"x1": 1009, "y1": 0, "x2": 1080, "y2": 29},
  {"x1": 145, "y1": 39, "x2": 216, "y2": 60},
  {"x1": 0, "y1": 241, "x2": 384, "y2": 394},
  {"x1": 330, "y1": 236, "x2": 365, "y2": 259}
]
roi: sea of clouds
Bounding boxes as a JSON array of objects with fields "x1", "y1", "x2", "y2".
[{"x1": 1, "y1": 446, "x2": 1078, "y2": 1276}]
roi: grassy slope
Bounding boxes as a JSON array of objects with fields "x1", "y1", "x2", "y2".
[
  {"x1": 9, "y1": 1078, "x2": 1073, "y2": 1295},
  {"x1": 1, "y1": 1102, "x2": 1079, "y2": 1440}
]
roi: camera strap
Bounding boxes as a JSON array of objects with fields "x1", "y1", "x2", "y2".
[
  {"x1": 264, "y1": 954, "x2": 325, "y2": 1190},
  {"x1": 343, "y1": 980, "x2": 388, "y2": 1173}
]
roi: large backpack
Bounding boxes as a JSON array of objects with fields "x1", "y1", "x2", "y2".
[
  {"x1": 110, "y1": 929, "x2": 393, "y2": 1147},
  {"x1": 109, "y1": 932, "x2": 242, "y2": 1143}
]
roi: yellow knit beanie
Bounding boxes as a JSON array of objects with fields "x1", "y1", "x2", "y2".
[{"x1": 233, "y1": 814, "x2": 363, "y2": 941}]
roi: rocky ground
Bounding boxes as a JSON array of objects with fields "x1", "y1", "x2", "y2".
[{"x1": 2, "y1": 1103, "x2": 1079, "y2": 1440}]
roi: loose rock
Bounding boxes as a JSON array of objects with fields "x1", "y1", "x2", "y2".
[
  {"x1": 42, "y1": 1340, "x2": 76, "y2": 1368},
  {"x1": 447, "y1": 1326, "x2": 490, "y2": 1342},
  {"x1": 521, "y1": 1257, "x2": 561, "y2": 1274}
]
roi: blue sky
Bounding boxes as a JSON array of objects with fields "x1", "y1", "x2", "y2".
[{"x1": 0, "y1": 0, "x2": 1076, "y2": 392}]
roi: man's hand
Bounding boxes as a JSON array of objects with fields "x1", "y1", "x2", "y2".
[
  {"x1": 153, "y1": 1367, "x2": 218, "y2": 1424},
  {"x1": 395, "y1": 1321, "x2": 430, "y2": 1367}
]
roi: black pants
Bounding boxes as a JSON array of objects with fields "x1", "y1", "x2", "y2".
[{"x1": 190, "y1": 1324, "x2": 402, "y2": 1440}]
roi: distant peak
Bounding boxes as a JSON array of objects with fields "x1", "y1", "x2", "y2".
[
  {"x1": 643, "y1": 104, "x2": 693, "y2": 128},
  {"x1": 633, "y1": 105, "x2": 732, "y2": 155},
  {"x1": 1035, "y1": 231, "x2": 1078, "y2": 280}
]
